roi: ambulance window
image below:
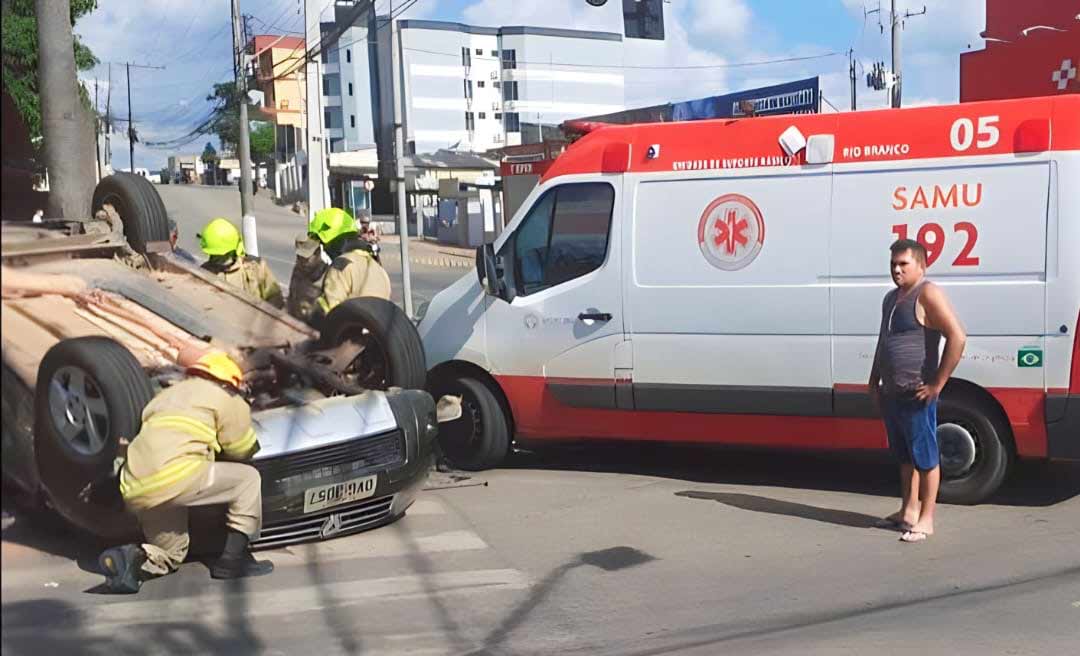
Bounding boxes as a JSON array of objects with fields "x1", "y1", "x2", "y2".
[{"x1": 511, "y1": 183, "x2": 614, "y2": 296}]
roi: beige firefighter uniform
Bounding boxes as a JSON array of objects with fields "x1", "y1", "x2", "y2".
[
  {"x1": 120, "y1": 377, "x2": 262, "y2": 575},
  {"x1": 203, "y1": 256, "x2": 285, "y2": 309},
  {"x1": 317, "y1": 249, "x2": 392, "y2": 315}
]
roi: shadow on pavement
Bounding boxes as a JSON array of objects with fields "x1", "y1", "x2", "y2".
[
  {"x1": 1, "y1": 491, "x2": 107, "y2": 576},
  {"x1": 674, "y1": 490, "x2": 888, "y2": 529},
  {"x1": 507, "y1": 442, "x2": 1080, "y2": 507}
]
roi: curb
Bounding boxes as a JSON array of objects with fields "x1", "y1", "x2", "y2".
[{"x1": 381, "y1": 252, "x2": 474, "y2": 269}]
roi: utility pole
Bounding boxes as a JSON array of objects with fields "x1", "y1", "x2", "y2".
[
  {"x1": 304, "y1": 0, "x2": 329, "y2": 222},
  {"x1": 888, "y1": 0, "x2": 926, "y2": 108},
  {"x1": 231, "y1": 0, "x2": 256, "y2": 253},
  {"x1": 105, "y1": 63, "x2": 112, "y2": 170},
  {"x1": 849, "y1": 50, "x2": 857, "y2": 111},
  {"x1": 389, "y1": 0, "x2": 414, "y2": 318},
  {"x1": 35, "y1": 0, "x2": 96, "y2": 218},
  {"x1": 94, "y1": 79, "x2": 102, "y2": 181},
  {"x1": 120, "y1": 61, "x2": 165, "y2": 173}
]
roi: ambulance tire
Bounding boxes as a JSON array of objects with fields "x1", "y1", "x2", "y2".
[
  {"x1": 936, "y1": 394, "x2": 1011, "y2": 505},
  {"x1": 33, "y1": 337, "x2": 152, "y2": 541},
  {"x1": 92, "y1": 172, "x2": 170, "y2": 255},
  {"x1": 321, "y1": 297, "x2": 427, "y2": 390},
  {"x1": 432, "y1": 375, "x2": 509, "y2": 471}
]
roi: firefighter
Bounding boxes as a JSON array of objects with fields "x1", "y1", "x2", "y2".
[
  {"x1": 198, "y1": 218, "x2": 285, "y2": 309},
  {"x1": 98, "y1": 350, "x2": 273, "y2": 594},
  {"x1": 287, "y1": 207, "x2": 391, "y2": 326}
]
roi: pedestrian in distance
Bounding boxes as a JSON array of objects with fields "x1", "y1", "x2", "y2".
[
  {"x1": 198, "y1": 217, "x2": 285, "y2": 309},
  {"x1": 868, "y1": 239, "x2": 967, "y2": 543},
  {"x1": 98, "y1": 350, "x2": 274, "y2": 593}
]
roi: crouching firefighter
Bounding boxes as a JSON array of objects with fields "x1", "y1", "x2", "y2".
[
  {"x1": 287, "y1": 207, "x2": 391, "y2": 327},
  {"x1": 98, "y1": 351, "x2": 273, "y2": 594},
  {"x1": 198, "y1": 217, "x2": 285, "y2": 309}
]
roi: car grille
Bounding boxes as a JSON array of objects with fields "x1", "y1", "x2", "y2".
[
  {"x1": 254, "y1": 430, "x2": 404, "y2": 486},
  {"x1": 252, "y1": 494, "x2": 395, "y2": 549}
]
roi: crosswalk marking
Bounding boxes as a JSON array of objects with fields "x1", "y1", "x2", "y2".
[
  {"x1": 2, "y1": 569, "x2": 532, "y2": 632},
  {"x1": 407, "y1": 498, "x2": 448, "y2": 515}
]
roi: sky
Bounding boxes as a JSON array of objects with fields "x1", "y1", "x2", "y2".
[{"x1": 75, "y1": 0, "x2": 988, "y2": 171}]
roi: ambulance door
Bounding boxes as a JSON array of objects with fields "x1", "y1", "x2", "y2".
[
  {"x1": 627, "y1": 166, "x2": 834, "y2": 419},
  {"x1": 483, "y1": 178, "x2": 626, "y2": 433}
]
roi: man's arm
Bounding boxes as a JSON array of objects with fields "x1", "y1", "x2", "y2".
[
  {"x1": 916, "y1": 283, "x2": 967, "y2": 402},
  {"x1": 868, "y1": 295, "x2": 890, "y2": 408},
  {"x1": 217, "y1": 394, "x2": 260, "y2": 461},
  {"x1": 258, "y1": 259, "x2": 285, "y2": 309}
]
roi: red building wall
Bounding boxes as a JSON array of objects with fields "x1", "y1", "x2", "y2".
[{"x1": 960, "y1": 0, "x2": 1079, "y2": 102}]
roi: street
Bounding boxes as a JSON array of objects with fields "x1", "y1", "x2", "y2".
[
  {"x1": 157, "y1": 184, "x2": 469, "y2": 310},
  {"x1": 3, "y1": 447, "x2": 1078, "y2": 655}
]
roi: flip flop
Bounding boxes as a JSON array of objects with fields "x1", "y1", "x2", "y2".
[{"x1": 899, "y1": 530, "x2": 929, "y2": 543}]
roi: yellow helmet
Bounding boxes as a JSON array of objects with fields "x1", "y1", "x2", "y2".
[
  {"x1": 186, "y1": 350, "x2": 244, "y2": 390},
  {"x1": 308, "y1": 207, "x2": 358, "y2": 245},
  {"x1": 198, "y1": 218, "x2": 245, "y2": 257}
]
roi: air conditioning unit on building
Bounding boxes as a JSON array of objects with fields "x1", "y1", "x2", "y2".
[
  {"x1": 494, "y1": 133, "x2": 504, "y2": 143},
  {"x1": 490, "y1": 71, "x2": 498, "y2": 79},
  {"x1": 492, "y1": 102, "x2": 500, "y2": 110}
]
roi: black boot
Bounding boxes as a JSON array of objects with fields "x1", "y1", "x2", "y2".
[
  {"x1": 99, "y1": 544, "x2": 147, "y2": 594},
  {"x1": 209, "y1": 529, "x2": 274, "y2": 580}
]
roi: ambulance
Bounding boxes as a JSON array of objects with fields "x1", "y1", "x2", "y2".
[{"x1": 417, "y1": 95, "x2": 1080, "y2": 504}]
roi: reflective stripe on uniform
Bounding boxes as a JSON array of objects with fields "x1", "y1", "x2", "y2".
[
  {"x1": 120, "y1": 458, "x2": 206, "y2": 499},
  {"x1": 317, "y1": 296, "x2": 331, "y2": 313},
  {"x1": 222, "y1": 427, "x2": 257, "y2": 457},
  {"x1": 142, "y1": 415, "x2": 222, "y2": 452}
]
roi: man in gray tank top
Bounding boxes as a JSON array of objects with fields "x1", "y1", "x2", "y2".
[{"x1": 868, "y1": 239, "x2": 967, "y2": 543}]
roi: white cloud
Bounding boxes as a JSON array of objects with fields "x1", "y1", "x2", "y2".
[
  {"x1": 685, "y1": 0, "x2": 753, "y2": 41},
  {"x1": 461, "y1": 0, "x2": 615, "y2": 30}
]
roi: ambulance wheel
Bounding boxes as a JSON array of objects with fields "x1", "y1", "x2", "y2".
[
  {"x1": 92, "y1": 172, "x2": 170, "y2": 255},
  {"x1": 430, "y1": 375, "x2": 509, "y2": 471},
  {"x1": 320, "y1": 297, "x2": 427, "y2": 390},
  {"x1": 33, "y1": 337, "x2": 151, "y2": 541},
  {"x1": 936, "y1": 393, "x2": 1011, "y2": 505}
]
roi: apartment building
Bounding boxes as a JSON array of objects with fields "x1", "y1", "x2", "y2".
[
  {"x1": 249, "y1": 35, "x2": 308, "y2": 200},
  {"x1": 320, "y1": 7, "x2": 626, "y2": 155}
]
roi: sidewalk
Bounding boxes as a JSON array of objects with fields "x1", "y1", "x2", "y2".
[{"x1": 380, "y1": 236, "x2": 475, "y2": 269}]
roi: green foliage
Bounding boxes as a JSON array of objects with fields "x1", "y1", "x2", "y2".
[
  {"x1": 250, "y1": 122, "x2": 275, "y2": 163},
  {"x1": 201, "y1": 141, "x2": 218, "y2": 164},
  {"x1": 1, "y1": 0, "x2": 100, "y2": 147}
]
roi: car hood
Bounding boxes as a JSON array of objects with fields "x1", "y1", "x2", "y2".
[{"x1": 251, "y1": 392, "x2": 399, "y2": 459}]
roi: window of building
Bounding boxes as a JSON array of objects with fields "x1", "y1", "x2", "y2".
[
  {"x1": 479, "y1": 112, "x2": 486, "y2": 119},
  {"x1": 623, "y1": 0, "x2": 665, "y2": 40},
  {"x1": 346, "y1": 49, "x2": 351, "y2": 63},
  {"x1": 465, "y1": 111, "x2": 475, "y2": 131},
  {"x1": 507, "y1": 183, "x2": 615, "y2": 296},
  {"x1": 350, "y1": 115, "x2": 356, "y2": 128},
  {"x1": 494, "y1": 81, "x2": 501, "y2": 89},
  {"x1": 464, "y1": 79, "x2": 473, "y2": 99},
  {"x1": 501, "y1": 49, "x2": 517, "y2": 70},
  {"x1": 348, "y1": 82, "x2": 353, "y2": 96},
  {"x1": 475, "y1": 48, "x2": 483, "y2": 55},
  {"x1": 502, "y1": 81, "x2": 519, "y2": 101},
  {"x1": 461, "y1": 47, "x2": 471, "y2": 68},
  {"x1": 494, "y1": 112, "x2": 502, "y2": 119},
  {"x1": 323, "y1": 78, "x2": 330, "y2": 96},
  {"x1": 478, "y1": 80, "x2": 485, "y2": 88},
  {"x1": 324, "y1": 109, "x2": 332, "y2": 127},
  {"x1": 491, "y1": 50, "x2": 498, "y2": 57},
  {"x1": 505, "y1": 112, "x2": 520, "y2": 132}
]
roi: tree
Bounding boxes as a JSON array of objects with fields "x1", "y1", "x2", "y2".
[
  {"x1": 1, "y1": 0, "x2": 98, "y2": 149},
  {"x1": 201, "y1": 141, "x2": 218, "y2": 165},
  {"x1": 250, "y1": 122, "x2": 274, "y2": 165}
]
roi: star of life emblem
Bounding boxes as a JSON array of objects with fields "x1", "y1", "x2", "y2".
[
  {"x1": 696, "y1": 193, "x2": 765, "y2": 271},
  {"x1": 1052, "y1": 59, "x2": 1076, "y2": 91}
]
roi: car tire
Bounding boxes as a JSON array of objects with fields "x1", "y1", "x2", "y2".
[
  {"x1": 936, "y1": 392, "x2": 1011, "y2": 505},
  {"x1": 320, "y1": 297, "x2": 427, "y2": 390},
  {"x1": 430, "y1": 374, "x2": 509, "y2": 471},
  {"x1": 92, "y1": 172, "x2": 170, "y2": 255},
  {"x1": 34, "y1": 337, "x2": 152, "y2": 540}
]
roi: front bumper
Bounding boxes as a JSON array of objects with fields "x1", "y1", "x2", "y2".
[
  {"x1": 1046, "y1": 393, "x2": 1080, "y2": 460},
  {"x1": 251, "y1": 388, "x2": 437, "y2": 549}
]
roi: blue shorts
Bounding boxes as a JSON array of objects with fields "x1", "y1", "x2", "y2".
[{"x1": 883, "y1": 395, "x2": 939, "y2": 471}]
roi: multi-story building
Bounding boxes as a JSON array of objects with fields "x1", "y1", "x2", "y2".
[
  {"x1": 249, "y1": 35, "x2": 308, "y2": 200},
  {"x1": 320, "y1": 7, "x2": 627, "y2": 156}
]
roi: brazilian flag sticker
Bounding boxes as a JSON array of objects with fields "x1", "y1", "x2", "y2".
[{"x1": 1018, "y1": 347, "x2": 1043, "y2": 368}]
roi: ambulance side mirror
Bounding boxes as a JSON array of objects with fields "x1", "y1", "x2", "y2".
[{"x1": 476, "y1": 243, "x2": 504, "y2": 298}]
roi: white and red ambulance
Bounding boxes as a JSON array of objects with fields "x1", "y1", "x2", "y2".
[{"x1": 417, "y1": 95, "x2": 1080, "y2": 504}]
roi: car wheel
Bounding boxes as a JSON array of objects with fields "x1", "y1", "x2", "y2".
[
  {"x1": 431, "y1": 375, "x2": 509, "y2": 471},
  {"x1": 320, "y1": 297, "x2": 427, "y2": 390},
  {"x1": 936, "y1": 392, "x2": 1011, "y2": 505},
  {"x1": 92, "y1": 172, "x2": 170, "y2": 255},
  {"x1": 34, "y1": 337, "x2": 152, "y2": 540}
]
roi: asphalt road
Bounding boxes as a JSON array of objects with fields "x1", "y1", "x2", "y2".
[
  {"x1": 3, "y1": 446, "x2": 1078, "y2": 655},
  {"x1": 156, "y1": 184, "x2": 467, "y2": 310}
]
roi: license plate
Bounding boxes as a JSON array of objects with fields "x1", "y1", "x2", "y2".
[{"x1": 303, "y1": 474, "x2": 377, "y2": 513}]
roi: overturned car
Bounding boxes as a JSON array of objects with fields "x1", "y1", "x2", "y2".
[{"x1": 1, "y1": 173, "x2": 442, "y2": 549}]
